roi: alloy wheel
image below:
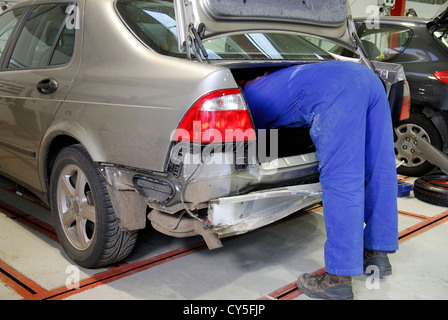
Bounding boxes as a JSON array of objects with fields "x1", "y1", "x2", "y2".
[{"x1": 56, "y1": 164, "x2": 96, "y2": 251}]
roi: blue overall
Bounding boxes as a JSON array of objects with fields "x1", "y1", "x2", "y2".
[{"x1": 244, "y1": 61, "x2": 399, "y2": 276}]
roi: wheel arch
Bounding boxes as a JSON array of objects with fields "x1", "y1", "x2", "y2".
[
  {"x1": 421, "y1": 106, "x2": 448, "y2": 153},
  {"x1": 410, "y1": 103, "x2": 448, "y2": 149},
  {"x1": 39, "y1": 125, "x2": 148, "y2": 233},
  {"x1": 38, "y1": 122, "x2": 108, "y2": 202}
]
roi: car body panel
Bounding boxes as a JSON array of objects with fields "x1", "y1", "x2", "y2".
[
  {"x1": 353, "y1": 15, "x2": 448, "y2": 154},
  {"x1": 0, "y1": 0, "x2": 83, "y2": 191},
  {"x1": 357, "y1": 17, "x2": 448, "y2": 109},
  {"x1": 40, "y1": 0, "x2": 238, "y2": 176},
  {"x1": 175, "y1": 0, "x2": 354, "y2": 53},
  {"x1": 209, "y1": 182, "x2": 322, "y2": 237}
]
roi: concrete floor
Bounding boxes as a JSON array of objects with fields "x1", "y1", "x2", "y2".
[{"x1": 0, "y1": 173, "x2": 447, "y2": 301}]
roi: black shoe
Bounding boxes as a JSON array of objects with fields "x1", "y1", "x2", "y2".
[
  {"x1": 297, "y1": 272, "x2": 354, "y2": 300},
  {"x1": 364, "y1": 249, "x2": 392, "y2": 278}
]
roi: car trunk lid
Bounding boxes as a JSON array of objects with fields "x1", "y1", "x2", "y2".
[{"x1": 174, "y1": 0, "x2": 355, "y2": 55}]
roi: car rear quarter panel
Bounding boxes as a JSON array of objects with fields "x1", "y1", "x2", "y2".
[
  {"x1": 392, "y1": 21, "x2": 448, "y2": 111},
  {"x1": 44, "y1": 0, "x2": 238, "y2": 173}
]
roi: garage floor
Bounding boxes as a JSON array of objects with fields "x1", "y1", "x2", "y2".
[{"x1": 1, "y1": 173, "x2": 447, "y2": 301}]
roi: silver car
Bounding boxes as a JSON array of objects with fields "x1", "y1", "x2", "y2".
[{"x1": 0, "y1": 0, "x2": 410, "y2": 268}]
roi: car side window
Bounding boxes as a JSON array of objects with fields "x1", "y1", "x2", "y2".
[
  {"x1": 116, "y1": 0, "x2": 185, "y2": 57},
  {"x1": 358, "y1": 26, "x2": 412, "y2": 62},
  {"x1": 0, "y1": 7, "x2": 26, "y2": 57},
  {"x1": 8, "y1": 3, "x2": 76, "y2": 69},
  {"x1": 50, "y1": 19, "x2": 75, "y2": 66}
]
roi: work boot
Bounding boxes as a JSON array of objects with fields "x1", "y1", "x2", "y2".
[
  {"x1": 296, "y1": 272, "x2": 353, "y2": 300},
  {"x1": 364, "y1": 249, "x2": 392, "y2": 278}
]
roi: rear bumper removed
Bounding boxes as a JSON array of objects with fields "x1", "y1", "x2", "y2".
[
  {"x1": 148, "y1": 183, "x2": 322, "y2": 249},
  {"x1": 208, "y1": 182, "x2": 322, "y2": 238}
]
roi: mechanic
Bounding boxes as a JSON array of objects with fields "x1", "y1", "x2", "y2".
[{"x1": 243, "y1": 60, "x2": 399, "y2": 300}]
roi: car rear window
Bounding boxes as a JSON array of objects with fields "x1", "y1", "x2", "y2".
[
  {"x1": 115, "y1": 0, "x2": 333, "y2": 61},
  {"x1": 434, "y1": 29, "x2": 448, "y2": 50},
  {"x1": 357, "y1": 25, "x2": 412, "y2": 62}
]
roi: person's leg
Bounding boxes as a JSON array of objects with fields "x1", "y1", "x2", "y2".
[
  {"x1": 296, "y1": 61, "x2": 397, "y2": 299},
  {"x1": 363, "y1": 71, "x2": 399, "y2": 277},
  {"x1": 304, "y1": 61, "x2": 373, "y2": 276},
  {"x1": 363, "y1": 80, "x2": 399, "y2": 253},
  {"x1": 243, "y1": 61, "x2": 398, "y2": 298}
]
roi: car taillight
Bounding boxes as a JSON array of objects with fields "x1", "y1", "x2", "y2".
[
  {"x1": 434, "y1": 71, "x2": 448, "y2": 84},
  {"x1": 400, "y1": 80, "x2": 411, "y2": 121},
  {"x1": 172, "y1": 89, "x2": 256, "y2": 143}
]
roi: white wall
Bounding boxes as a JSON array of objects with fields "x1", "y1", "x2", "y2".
[
  {"x1": 349, "y1": 0, "x2": 379, "y2": 17},
  {"x1": 0, "y1": 1, "x2": 19, "y2": 13},
  {"x1": 405, "y1": 1, "x2": 444, "y2": 18},
  {"x1": 350, "y1": 0, "x2": 446, "y2": 18}
]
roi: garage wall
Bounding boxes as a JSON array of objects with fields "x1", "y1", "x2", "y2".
[
  {"x1": 0, "y1": 1, "x2": 19, "y2": 13},
  {"x1": 350, "y1": 0, "x2": 380, "y2": 17},
  {"x1": 350, "y1": 0, "x2": 446, "y2": 18},
  {"x1": 405, "y1": 0, "x2": 444, "y2": 18}
]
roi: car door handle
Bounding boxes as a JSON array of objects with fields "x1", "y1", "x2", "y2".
[{"x1": 36, "y1": 78, "x2": 58, "y2": 95}]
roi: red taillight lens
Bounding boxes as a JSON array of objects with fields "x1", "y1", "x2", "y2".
[
  {"x1": 172, "y1": 89, "x2": 256, "y2": 143},
  {"x1": 400, "y1": 80, "x2": 411, "y2": 121},
  {"x1": 434, "y1": 71, "x2": 448, "y2": 84}
]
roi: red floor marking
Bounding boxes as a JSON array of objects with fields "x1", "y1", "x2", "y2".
[
  {"x1": 1, "y1": 188, "x2": 448, "y2": 300},
  {"x1": 260, "y1": 209, "x2": 448, "y2": 300},
  {"x1": 27, "y1": 241, "x2": 207, "y2": 300},
  {"x1": 398, "y1": 210, "x2": 428, "y2": 220},
  {"x1": 1, "y1": 184, "x2": 49, "y2": 209},
  {"x1": 0, "y1": 259, "x2": 47, "y2": 299},
  {"x1": 260, "y1": 268, "x2": 325, "y2": 300},
  {"x1": 398, "y1": 210, "x2": 448, "y2": 243},
  {"x1": 0, "y1": 199, "x2": 58, "y2": 242}
]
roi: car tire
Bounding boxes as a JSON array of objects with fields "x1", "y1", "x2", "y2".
[
  {"x1": 414, "y1": 172, "x2": 448, "y2": 207},
  {"x1": 394, "y1": 114, "x2": 443, "y2": 177},
  {"x1": 50, "y1": 144, "x2": 138, "y2": 268}
]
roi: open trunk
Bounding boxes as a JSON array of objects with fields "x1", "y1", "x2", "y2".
[
  {"x1": 223, "y1": 59, "x2": 408, "y2": 163},
  {"x1": 229, "y1": 62, "x2": 316, "y2": 162}
]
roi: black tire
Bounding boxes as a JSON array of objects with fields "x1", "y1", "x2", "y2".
[
  {"x1": 394, "y1": 114, "x2": 443, "y2": 177},
  {"x1": 414, "y1": 172, "x2": 448, "y2": 207},
  {"x1": 50, "y1": 144, "x2": 138, "y2": 268}
]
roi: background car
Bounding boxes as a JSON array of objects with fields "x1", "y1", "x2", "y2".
[{"x1": 332, "y1": 9, "x2": 448, "y2": 177}]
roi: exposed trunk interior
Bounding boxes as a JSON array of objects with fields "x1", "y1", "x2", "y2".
[{"x1": 229, "y1": 64, "x2": 316, "y2": 162}]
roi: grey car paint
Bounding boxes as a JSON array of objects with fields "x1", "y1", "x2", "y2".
[
  {"x1": 0, "y1": 0, "x2": 408, "y2": 263},
  {"x1": 175, "y1": 0, "x2": 353, "y2": 52}
]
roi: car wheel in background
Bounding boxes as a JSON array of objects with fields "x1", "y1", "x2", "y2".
[
  {"x1": 394, "y1": 114, "x2": 443, "y2": 177},
  {"x1": 50, "y1": 144, "x2": 138, "y2": 268}
]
